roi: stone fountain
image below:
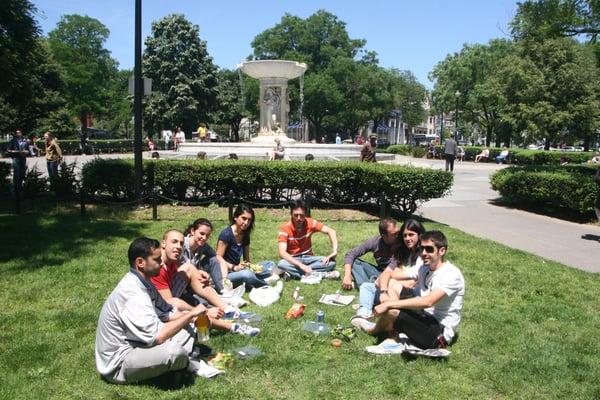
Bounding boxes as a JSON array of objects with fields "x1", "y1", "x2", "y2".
[
  {"x1": 176, "y1": 59, "x2": 392, "y2": 161},
  {"x1": 239, "y1": 60, "x2": 307, "y2": 144}
]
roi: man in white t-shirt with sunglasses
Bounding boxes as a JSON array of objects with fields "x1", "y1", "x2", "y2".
[{"x1": 352, "y1": 230, "x2": 465, "y2": 349}]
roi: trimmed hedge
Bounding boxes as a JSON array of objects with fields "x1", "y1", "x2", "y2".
[
  {"x1": 81, "y1": 159, "x2": 453, "y2": 214},
  {"x1": 384, "y1": 143, "x2": 595, "y2": 165},
  {"x1": 490, "y1": 165, "x2": 598, "y2": 214},
  {"x1": 0, "y1": 162, "x2": 10, "y2": 194}
]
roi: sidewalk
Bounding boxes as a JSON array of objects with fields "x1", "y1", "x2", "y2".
[{"x1": 388, "y1": 155, "x2": 600, "y2": 273}]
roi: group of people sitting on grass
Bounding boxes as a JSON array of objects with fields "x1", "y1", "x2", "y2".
[{"x1": 95, "y1": 199, "x2": 465, "y2": 384}]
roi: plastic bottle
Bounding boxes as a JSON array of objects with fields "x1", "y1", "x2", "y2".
[
  {"x1": 195, "y1": 313, "x2": 210, "y2": 343},
  {"x1": 292, "y1": 286, "x2": 301, "y2": 302}
]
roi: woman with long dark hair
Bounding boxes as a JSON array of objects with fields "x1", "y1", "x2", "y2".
[
  {"x1": 181, "y1": 218, "x2": 225, "y2": 293},
  {"x1": 353, "y1": 219, "x2": 426, "y2": 320},
  {"x1": 216, "y1": 204, "x2": 276, "y2": 290}
]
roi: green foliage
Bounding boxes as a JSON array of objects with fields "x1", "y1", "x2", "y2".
[
  {"x1": 21, "y1": 166, "x2": 47, "y2": 199},
  {"x1": 0, "y1": 162, "x2": 10, "y2": 194},
  {"x1": 81, "y1": 158, "x2": 137, "y2": 200},
  {"x1": 511, "y1": 0, "x2": 600, "y2": 43},
  {"x1": 213, "y1": 69, "x2": 245, "y2": 141},
  {"x1": 490, "y1": 165, "x2": 598, "y2": 214},
  {"x1": 251, "y1": 10, "x2": 367, "y2": 72},
  {"x1": 143, "y1": 14, "x2": 219, "y2": 136},
  {"x1": 50, "y1": 161, "x2": 78, "y2": 199},
  {"x1": 81, "y1": 159, "x2": 453, "y2": 214},
  {"x1": 47, "y1": 14, "x2": 117, "y2": 131},
  {"x1": 385, "y1": 144, "x2": 412, "y2": 155},
  {"x1": 411, "y1": 146, "x2": 426, "y2": 158}
]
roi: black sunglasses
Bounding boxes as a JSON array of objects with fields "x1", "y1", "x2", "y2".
[{"x1": 422, "y1": 245, "x2": 437, "y2": 254}]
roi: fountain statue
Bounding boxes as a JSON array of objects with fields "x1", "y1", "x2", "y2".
[{"x1": 239, "y1": 60, "x2": 307, "y2": 144}]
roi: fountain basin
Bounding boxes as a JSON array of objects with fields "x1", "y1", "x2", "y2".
[{"x1": 239, "y1": 60, "x2": 307, "y2": 79}]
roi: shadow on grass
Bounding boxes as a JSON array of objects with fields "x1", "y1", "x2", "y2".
[
  {"x1": 488, "y1": 198, "x2": 595, "y2": 224},
  {"x1": 138, "y1": 370, "x2": 197, "y2": 390},
  {"x1": 0, "y1": 202, "x2": 148, "y2": 274}
]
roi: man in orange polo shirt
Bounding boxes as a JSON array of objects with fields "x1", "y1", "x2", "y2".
[{"x1": 277, "y1": 199, "x2": 339, "y2": 279}]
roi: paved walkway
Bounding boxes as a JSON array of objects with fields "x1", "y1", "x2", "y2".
[
  {"x1": 5, "y1": 153, "x2": 599, "y2": 272},
  {"x1": 387, "y1": 156, "x2": 600, "y2": 273}
]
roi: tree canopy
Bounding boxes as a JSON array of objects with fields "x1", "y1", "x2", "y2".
[
  {"x1": 143, "y1": 14, "x2": 219, "y2": 137},
  {"x1": 48, "y1": 14, "x2": 117, "y2": 133}
]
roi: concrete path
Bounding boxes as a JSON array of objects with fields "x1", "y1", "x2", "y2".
[
  {"x1": 5, "y1": 153, "x2": 599, "y2": 272},
  {"x1": 386, "y1": 155, "x2": 600, "y2": 273}
]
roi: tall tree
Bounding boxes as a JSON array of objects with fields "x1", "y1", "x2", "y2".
[
  {"x1": 48, "y1": 14, "x2": 117, "y2": 133},
  {"x1": 213, "y1": 69, "x2": 245, "y2": 142},
  {"x1": 143, "y1": 14, "x2": 218, "y2": 136},
  {"x1": 511, "y1": 0, "x2": 600, "y2": 43},
  {"x1": 429, "y1": 40, "x2": 513, "y2": 146},
  {"x1": 494, "y1": 38, "x2": 600, "y2": 149},
  {"x1": 251, "y1": 10, "x2": 367, "y2": 72}
]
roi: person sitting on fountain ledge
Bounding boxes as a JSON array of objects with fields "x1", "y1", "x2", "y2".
[
  {"x1": 268, "y1": 138, "x2": 285, "y2": 160},
  {"x1": 277, "y1": 199, "x2": 339, "y2": 280}
]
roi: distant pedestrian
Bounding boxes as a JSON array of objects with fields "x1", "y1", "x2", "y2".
[
  {"x1": 335, "y1": 134, "x2": 341, "y2": 145},
  {"x1": 7, "y1": 129, "x2": 29, "y2": 189},
  {"x1": 44, "y1": 132, "x2": 62, "y2": 181},
  {"x1": 360, "y1": 136, "x2": 377, "y2": 162},
  {"x1": 444, "y1": 134, "x2": 458, "y2": 172}
]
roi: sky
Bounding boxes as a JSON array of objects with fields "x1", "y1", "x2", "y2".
[{"x1": 31, "y1": 0, "x2": 519, "y2": 88}]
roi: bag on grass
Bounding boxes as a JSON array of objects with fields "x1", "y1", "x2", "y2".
[{"x1": 249, "y1": 281, "x2": 283, "y2": 307}]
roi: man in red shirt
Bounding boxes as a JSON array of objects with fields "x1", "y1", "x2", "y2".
[
  {"x1": 152, "y1": 229, "x2": 259, "y2": 336},
  {"x1": 277, "y1": 199, "x2": 339, "y2": 279}
]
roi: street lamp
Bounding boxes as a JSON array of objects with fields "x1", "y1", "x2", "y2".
[{"x1": 454, "y1": 90, "x2": 460, "y2": 141}]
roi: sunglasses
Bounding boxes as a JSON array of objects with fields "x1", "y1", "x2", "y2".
[{"x1": 422, "y1": 245, "x2": 437, "y2": 254}]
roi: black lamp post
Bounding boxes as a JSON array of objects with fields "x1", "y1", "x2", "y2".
[
  {"x1": 454, "y1": 90, "x2": 460, "y2": 141},
  {"x1": 133, "y1": 0, "x2": 143, "y2": 199}
]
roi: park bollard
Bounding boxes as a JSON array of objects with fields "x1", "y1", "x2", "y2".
[
  {"x1": 305, "y1": 194, "x2": 312, "y2": 217},
  {"x1": 80, "y1": 190, "x2": 86, "y2": 218},
  {"x1": 152, "y1": 189, "x2": 158, "y2": 221},
  {"x1": 379, "y1": 194, "x2": 389, "y2": 218},
  {"x1": 14, "y1": 184, "x2": 21, "y2": 215},
  {"x1": 228, "y1": 190, "x2": 234, "y2": 222}
]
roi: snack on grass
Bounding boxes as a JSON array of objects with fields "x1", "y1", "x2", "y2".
[
  {"x1": 332, "y1": 325, "x2": 357, "y2": 342},
  {"x1": 285, "y1": 303, "x2": 306, "y2": 319},
  {"x1": 209, "y1": 352, "x2": 234, "y2": 370},
  {"x1": 248, "y1": 263, "x2": 264, "y2": 273}
]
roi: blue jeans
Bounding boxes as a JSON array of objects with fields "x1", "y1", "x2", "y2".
[
  {"x1": 47, "y1": 160, "x2": 59, "y2": 181},
  {"x1": 496, "y1": 155, "x2": 507, "y2": 164},
  {"x1": 356, "y1": 282, "x2": 380, "y2": 318},
  {"x1": 198, "y1": 256, "x2": 224, "y2": 293},
  {"x1": 277, "y1": 255, "x2": 335, "y2": 279},
  {"x1": 227, "y1": 261, "x2": 274, "y2": 290},
  {"x1": 12, "y1": 157, "x2": 26, "y2": 189},
  {"x1": 351, "y1": 259, "x2": 382, "y2": 288}
]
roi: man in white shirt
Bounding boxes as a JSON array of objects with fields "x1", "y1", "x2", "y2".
[
  {"x1": 95, "y1": 237, "x2": 208, "y2": 383},
  {"x1": 352, "y1": 230, "x2": 465, "y2": 349}
]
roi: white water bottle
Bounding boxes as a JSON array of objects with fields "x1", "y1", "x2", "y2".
[{"x1": 292, "y1": 286, "x2": 301, "y2": 302}]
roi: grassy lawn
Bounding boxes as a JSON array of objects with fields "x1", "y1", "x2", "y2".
[{"x1": 0, "y1": 203, "x2": 599, "y2": 399}]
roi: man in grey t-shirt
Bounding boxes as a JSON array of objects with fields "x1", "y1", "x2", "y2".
[
  {"x1": 342, "y1": 218, "x2": 400, "y2": 290},
  {"x1": 95, "y1": 237, "x2": 209, "y2": 383},
  {"x1": 444, "y1": 134, "x2": 458, "y2": 172}
]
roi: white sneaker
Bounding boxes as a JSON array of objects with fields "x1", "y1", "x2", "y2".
[
  {"x1": 187, "y1": 359, "x2": 223, "y2": 378},
  {"x1": 350, "y1": 316, "x2": 375, "y2": 332},
  {"x1": 232, "y1": 323, "x2": 260, "y2": 337}
]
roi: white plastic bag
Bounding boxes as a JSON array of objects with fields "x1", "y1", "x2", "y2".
[
  {"x1": 219, "y1": 284, "x2": 248, "y2": 308},
  {"x1": 249, "y1": 281, "x2": 283, "y2": 307}
]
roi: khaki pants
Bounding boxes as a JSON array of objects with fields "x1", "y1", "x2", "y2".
[{"x1": 109, "y1": 325, "x2": 195, "y2": 384}]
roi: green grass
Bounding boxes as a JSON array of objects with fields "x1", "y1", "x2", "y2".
[{"x1": 0, "y1": 203, "x2": 599, "y2": 399}]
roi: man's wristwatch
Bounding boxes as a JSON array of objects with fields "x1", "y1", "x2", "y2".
[{"x1": 380, "y1": 289, "x2": 388, "y2": 294}]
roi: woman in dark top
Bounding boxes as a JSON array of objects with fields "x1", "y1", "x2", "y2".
[{"x1": 216, "y1": 204, "x2": 270, "y2": 289}]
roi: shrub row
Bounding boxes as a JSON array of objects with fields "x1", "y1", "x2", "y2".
[
  {"x1": 385, "y1": 144, "x2": 595, "y2": 165},
  {"x1": 490, "y1": 165, "x2": 598, "y2": 214},
  {"x1": 0, "y1": 139, "x2": 144, "y2": 156},
  {"x1": 81, "y1": 159, "x2": 453, "y2": 214},
  {"x1": 0, "y1": 162, "x2": 10, "y2": 194}
]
